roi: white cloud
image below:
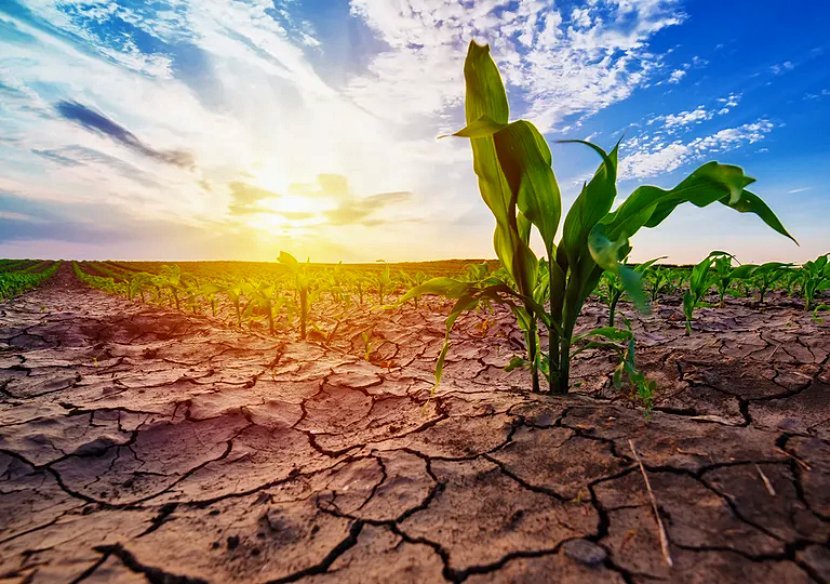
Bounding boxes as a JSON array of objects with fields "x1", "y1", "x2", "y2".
[
  {"x1": 647, "y1": 92, "x2": 741, "y2": 131},
  {"x1": 668, "y1": 68, "x2": 686, "y2": 83},
  {"x1": 717, "y1": 92, "x2": 741, "y2": 114},
  {"x1": 347, "y1": 0, "x2": 685, "y2": 131},
  {"x1": 619, "y1": 120, "x2": 775, "y2": 178},
  {"x1": 663, "y1": 105, "x2": 711, "y2": 127},
  {"x1": 770, "y1": 60, "x2": 795, "y2": 75}
]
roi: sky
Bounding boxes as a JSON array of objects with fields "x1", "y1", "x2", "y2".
[{"x1": 0, "y1": 0, "x2": 828, "y2": 264}]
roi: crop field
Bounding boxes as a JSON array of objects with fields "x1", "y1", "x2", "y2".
[
  {"x1": 1, "y1": 249, "x2": 829, "y2": 582},
  {"x1": 2, "y1": 5, "x2": 830, "y2": 583}
]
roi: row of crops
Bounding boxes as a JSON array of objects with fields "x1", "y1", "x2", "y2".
[
  {"x1": 58, "y1": 249, "x2": 830, "y2": 412},
  {"x1": 72, "y1": 255, "x2": 470, "y2": 338},
  {"x1": 0, "y1": 260, "x2": 60, "y2": 301},
  {"x1": 598, "y1": 252, "x2": 830, "y2": 333},
  {"x1": 72, "y1": 252, "x2": 830, "y2": 339}
]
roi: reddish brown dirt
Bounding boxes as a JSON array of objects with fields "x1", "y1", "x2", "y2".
[{"x1": 1, "y1": 264, "x2": 828, "y2": 583}]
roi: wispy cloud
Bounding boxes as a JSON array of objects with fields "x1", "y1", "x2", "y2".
[
  {"x1": 55, "y1": 101, "x2": 194, "y2": 167},
  {"x1": 770, "y1": 60, "x2": 795, "y2": 76}
]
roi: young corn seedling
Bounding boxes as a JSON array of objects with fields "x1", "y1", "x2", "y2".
[
  {"x1": 198, "y1": 281, "x2": 223, "y2": 317},
  {"x1": 799, "y1": 253, "x2": 830, "y2": 310},
  {"x1": 375, "y1": 267, "x2": 394, "y2": 306},
  {"x1": 781, "y1": 267, "x2": 801, "y2": 298},
  {"x1": 245, "y1": 280, "x2": 282, "y2": 335},
  {"x1": 600, "y1": 257, "x2": 663, "y2": 327},
  {"x1": 279, "y1": 251, "x2": 311, "y2": 339},
  {"x1": 403, "y1": 41, "x2": 794, "y2": 395},
  {"x1": 708, "y1": 252, "x2": 755, "y2": 307},
  {"x1": 127, "y1": 273, "x2": 152, "y2": 303},
  {"x1": 224, "y1": 282, "x2": 247, "y2": 328},
  {"x1": 745, "y1": 262, "x2": 790, "y2": 304},
  {"x1": 682, "y1": 252, "x2": 720, "y2": 335},
  {"x1": 643, "y1": 265, "x2": 672, "y2": 304},
  {"x1": 154, "y1": 265, "x2": 185, "y2": 311},
  {"x1": 354, "y1": 275, "x2": 366, "y2": 305}
]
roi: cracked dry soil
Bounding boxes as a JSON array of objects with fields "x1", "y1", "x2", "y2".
[{"x1": 1, "y1": 265, "x2": 828, "y2": 583}]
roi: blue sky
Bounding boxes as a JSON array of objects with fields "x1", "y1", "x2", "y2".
[{"x1": 0, "y1": 0, "x2": 827, "y2": 263}]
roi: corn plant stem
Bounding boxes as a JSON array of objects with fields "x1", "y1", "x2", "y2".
[
  {"x1": 526, "y1": 323, "x2": 540, "y2": 393},
  {"x1": 547, "y1": 256, "x2": 565, "y2": 394},
  {"x1": 609, "y1": 291, "x2": 621, "y2": 327},
  {"x1": 300, "y1": 289, "x2": 307, "y2": 340},
  {"x1": 554, "y1": 266, "x2": 595, "y2": 395},
  {"x1": 557, "y1": 337, "x2": 571, "y2": 395}
]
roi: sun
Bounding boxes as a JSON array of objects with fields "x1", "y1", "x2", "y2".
[{"x1": 260, "y1": 195, "x2": 320, "y2": 216}]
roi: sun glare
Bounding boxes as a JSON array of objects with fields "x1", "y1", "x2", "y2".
[{"x1": 261, "y1": 195, "x2": 322, "y2": 216}]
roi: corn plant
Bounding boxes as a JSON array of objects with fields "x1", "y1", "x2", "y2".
[
  {"x1": 643, "y1": 265, "x2": 670, "y2": 304},
  {"x1": 799, "y1": 254, "x2": 830, "y2": 310},
  {"x1": 354, "y1": 275, "x2": 366, "y2": 305},
  {"x1": 682, "y1": 253, "x2": 721, "y2": 335},
  {"x1": 599, "y1": 257, "x2": 663, "y2": 327},
  {"x1": 403, "y1": 41, "x2": 794, "y2": 395},
  {"x1": 279, "y1": 251, "x2": 310, "y2": 339},
  {"x1": 746, "y1": 262, "x2": 790, "y2": 304},
  {"x1": 708, "y1": 252, "x2": 756, "y2": 307},
  {"x1": 401, "y1": 270, "x2": 430, "y2": 309},
  {"x1": 238, "y1": 281, "x2": 269, "y2": 333},
  {"x1": 782, "y1": 267, "x2": 801, "y2": 297},
  {"x1": 375, "y1": 267, "x2": 393, "y2": 305},
  {"x1": 127, "y1": 273, "x2": 153, "y2": 302},
  {"x1": 153, "y1": 265, "x2": 185, "y2": 311},
  {"x1": 197, "y1": 281, "x2": 223, "y2": 317}
]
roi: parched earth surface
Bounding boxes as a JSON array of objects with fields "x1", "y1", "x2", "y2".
[{"x1": 1, "y1": 265, "x2": 829, "y2": 583}]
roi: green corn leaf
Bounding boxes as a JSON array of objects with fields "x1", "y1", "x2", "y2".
[
  {"x1": 504, "y1": 356, "x2": 530, "y2": 372},
  {"x1": 573, "y1": 326, "x2": 634, "y2": 345},
  {"x1": 433, "y1": 293, "x2": 480, "y2": 390},
  {"x1": 279, "y1": 251, "x2": 299, "y2": 270},
  {"x1": 634, "y1": 256, "x2": 667, "y2": 273},
  {"x1": 587, "y1": 224, "x2": 628, "y2": 271},
  {"x1": 587, "y1": 225, "x2": 648, "y2": 313},
  {"x1": 604, "y1": 162, "x2": 796, "y2": 244},
  {"x1": 726, "y1": 190, "x2": 796, "y2": 242},
  {"x1": 459, "y1": 40, "x2": 537, "y2": 296},
  {"x1": 493, "y1": 120, "x2": 562, "y2": 255},
  {"x1": 464, "y1": 42, "x2": 509, "y2": 127},
  {"x1": 445, "y1": 115, "x2": 507, "y2": 139},
  {"x1": 558, "y1": 141, "x2": 618, "y2": 271},
  {"x1": 398, "y1": 277, "x2": 475, "y2": 303},
  {"x1": 730, "y1": 264, "x2": 758, "y2": 279}
]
